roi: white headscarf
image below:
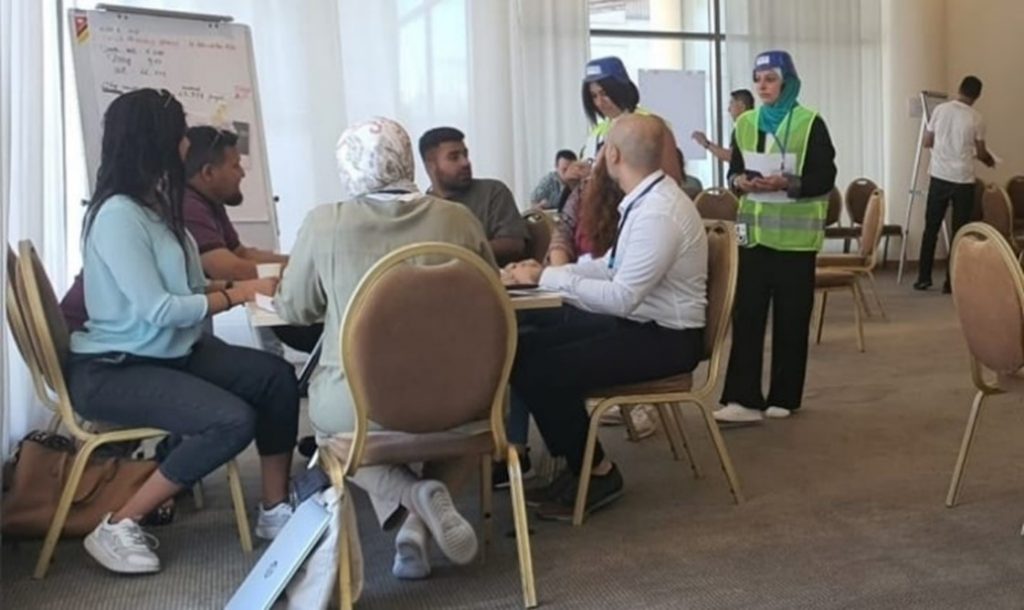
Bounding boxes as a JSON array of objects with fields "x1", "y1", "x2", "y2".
[{"x1": 335, "y1": 117, "x2": 418, "y2": 198}]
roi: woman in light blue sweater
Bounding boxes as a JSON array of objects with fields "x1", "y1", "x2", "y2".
[{"x1": 65, "y1": 89, "x2": 299, "y2": 575}]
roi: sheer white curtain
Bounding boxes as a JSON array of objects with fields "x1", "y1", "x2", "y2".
[
  {"x1": 724, "y1": 0, "x2": 884, "y2": 212},
  {"x1": 2, "y1": 0, "x2": 66, "y2": 455},
  {"x1": 338, "y1": 0, "x2": 589, "y2": 205}
]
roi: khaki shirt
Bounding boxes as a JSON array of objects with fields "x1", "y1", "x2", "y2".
[{"x1": 276, "y1": 193, "x2": 497, "y2": 435}]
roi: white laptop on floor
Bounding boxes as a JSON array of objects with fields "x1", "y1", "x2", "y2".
[{"x1": 225, "y1": 496, "x2": 331, "y2": 610}]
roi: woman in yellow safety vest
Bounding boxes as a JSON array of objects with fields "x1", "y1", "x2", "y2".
[{"x1": 714, "y1": 50, "x2": 837, "y2": 424}]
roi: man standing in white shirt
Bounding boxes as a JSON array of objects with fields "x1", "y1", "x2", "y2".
[
  {"x1": 503, "y1": 114, "x2": 708, "y2": 521},
  {"x1": 915, "y1": 75, "x2": 995, "y2": 293}
]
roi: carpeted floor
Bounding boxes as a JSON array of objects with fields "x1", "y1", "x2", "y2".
[{"x1": 5, "y1": 268, "x2": 1024, "y2": 609}]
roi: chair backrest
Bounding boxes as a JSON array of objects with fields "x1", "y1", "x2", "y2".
[
  {"x1": 980, "y1": 183, "x2": 1015, "y2": 242},
  {"x1": 694, "y1": 188, "x2": 739, "y2": 222},
  {"x1": 950, "y1": 223, "x2": 1024, "y2": 379},
  {"x1": 971, "y1": 178, "x2": 985, "y2": 221},
  {"x1": 522, "y1": 210, "x2": 553, "y2": 262},
  {"x1": 702, "y1": 220, "x2": 739, "y2": 370},
  {"x1": 1006, "y1": 175, "x2": 1024, "y2": 220},
  {"x1": 825, "y1": 186, "x2": 842, "y2": 226},
  {"x1": 6, "y1": 245, "x2": 59, "y2": 414},
  {"x1": 17, "y1": 240, "x2": 84, "y2": 438},
  {"x1": 857, "y1": 189, "x2": 886, "y2": 264},
  {"x1": 341, "y1": 242, "x2": 516, "y2": 464},
  {"x1": 844, "y1": 178, "x2": 878, "y2": 225}
]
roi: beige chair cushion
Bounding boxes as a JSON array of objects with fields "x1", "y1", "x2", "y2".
[
  {"x1": 825, "y1": 187, "x2": 842, "y2": 226},
  {"x1": 845, "y1": 178, "x2": 878, "y2": 224},
  {"x1": 815, "y1": 269, "x2": 857, "y2": 289},
  {"x1": 952, "y1": 230, "x2": 1024, "y2": 374},
  {"x1": 816, "y1": 254, "x2": 868, "y2": 268},
  {"x1": 320, "y1": 429, "x2": 493, "y2": 466},
  {"x1": 18, "y1": 242, "x2": 70, "y2": 384},
  {"x1": 858, "y1": 192, "x2": 884, "y2": 258},
  {"x1": 345, "y1": 258, "x2": 508, "y2": 433},
  {"x1": 588, "y1": 372, "x2": 694, "y2": 398},
  {"x1": 703, "y1": 223, "x2": 733, "y2": 358},
  {"x1": 695, "y1": 189, "x2": 738, "y2": 222},
  {"x1": 1007, "y1": 175, "x2": 1024, "y2": 220},
  {"x1": 981, "y1": 185, "x2": 1014, "y2": 241},
  {"x1": 523, "y1": 212, "x2": 552, "y2": 262}
]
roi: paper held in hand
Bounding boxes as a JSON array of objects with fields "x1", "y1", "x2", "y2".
[{"x1": 743, "y1": 151, "x2": 798, "y2": 203}]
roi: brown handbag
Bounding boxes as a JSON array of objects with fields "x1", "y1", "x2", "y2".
[{"x1": 1, "y1": 431, "x2": 157, "y2": 539}]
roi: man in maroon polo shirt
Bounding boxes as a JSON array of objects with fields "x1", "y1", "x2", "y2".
[{"x1": 61, "y1": 126, "x2": 321, "y2": 353}]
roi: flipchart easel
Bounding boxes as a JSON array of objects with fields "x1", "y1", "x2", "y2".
[{"x1": 897, "y1": 90, "x2": 949, "y2": 284}]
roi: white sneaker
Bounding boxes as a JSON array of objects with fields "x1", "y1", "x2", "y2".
[
  {"x1": 765, "y1": 406, "x2": 792, "y2": 419},
  {"x1": 628, "y1": 405, "x2": 657, "y2": 440},
  {"x1": 713, "y1": 403, "x2": 764, "y2": 423},
  {"x1": 410, "y1": 480, "x2": 478, "y2": 565},
  {"x1": 84, "y1": 513, "x2": 160, "y2": 574},
  {"x1": 255, "y1": 502, "x2": 294, "y2": 540},
  {"x1": 392, "y1": 514, "x2": 430, "y2": 580}
]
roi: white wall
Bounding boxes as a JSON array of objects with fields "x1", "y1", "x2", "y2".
[
  {"x1": 881, "y1": 0, "x2": 947, "y2": 261},
  {"x1": 945, "y1": 0, "x2": 1024, "y2": 187}
]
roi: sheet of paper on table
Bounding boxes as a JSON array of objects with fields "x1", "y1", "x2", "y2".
[{"x1": 255, "y1": 293, "x2": 276, "y2": 313}]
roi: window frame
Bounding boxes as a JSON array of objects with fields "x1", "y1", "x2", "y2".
[{"x1": 589, "y1": 0, "x2": 727, "y2": 185}]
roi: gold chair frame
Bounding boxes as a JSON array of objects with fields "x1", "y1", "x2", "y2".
[
  {"x1": 318, "y1": 242, "x2": 536, "y2": 609},
  {"x1": 945, "y1": 223, "x2": 1024, "y2": 510},
  {"x1": 14, "y1": 241, "x2": 252, "y2": 579},
  {"x1": 572, "y1": 221, "x2": 743, "y2": 526},
  {"x1": 694, "y1": 187, "x2": 739, "y2": 222}
]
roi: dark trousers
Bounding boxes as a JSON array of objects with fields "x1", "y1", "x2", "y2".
[
  {"x1": 917, "y1": 177, "x2": 975, "y2": 285},
  {"x1": 271, "y1": 323, "x2": 324, "y2": 354},
  {"x1": 66, "y1": 334, "x2": 299, "y2": 487},
  {"x1": 512, "y1": 306, "x2": 703, "y2": 475},
  {"x1": 721, "y1": 246, "x2": 816, "y2": 411}
]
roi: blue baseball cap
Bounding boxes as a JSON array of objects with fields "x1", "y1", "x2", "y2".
[
  {"x1": 753, "y1": 50, "x2": 798, "y2": 80},
  {"x1": 584, "y1": 56, "x2": 631, "y2": 84}
]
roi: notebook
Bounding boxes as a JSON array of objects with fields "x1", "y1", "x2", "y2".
[{"x1": 225, "y1": 496, "x2": 332, "y2": 610}]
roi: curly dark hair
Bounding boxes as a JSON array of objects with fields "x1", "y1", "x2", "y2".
[
  {"x1": 84, "y1": 88, "x2": 189, "y2": 254},
  {"x1": 579, "y1": 159, "x2": 625, "y2": 258}
]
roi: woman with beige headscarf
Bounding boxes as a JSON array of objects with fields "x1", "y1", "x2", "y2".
[{"x1": 276, "y1": 117, "x2": 496, "y2": 580}]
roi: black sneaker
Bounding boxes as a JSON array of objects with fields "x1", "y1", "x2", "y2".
[
  {"x1": 942, "y1": 279, "x2": 952, "y2": 294},
  {"x1": 524, "y1": 466, "x2": 574, "y2": 507},
  {"x1": 535, "y1": 464, "x2": 624, "y2": 522},
  {"x1": 913, "y1": 280, "x2": 932, "y2": 291},
  {"x1": 493, "y1": 449, "x2": 534, "y2": 490}
]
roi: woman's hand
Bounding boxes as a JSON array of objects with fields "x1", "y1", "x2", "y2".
[
  {"x1": 734, "y1": 175, "x2": 758, "y2": 193},
  {"x1": 753, "y1": 175, "x2": 789, "y2": 192}
]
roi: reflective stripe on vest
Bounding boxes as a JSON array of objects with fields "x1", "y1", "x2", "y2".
[{"x1": 734, "y1": 106, "x2": 827, "y2": 252}]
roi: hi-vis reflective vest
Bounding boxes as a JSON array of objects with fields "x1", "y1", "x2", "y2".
[
  {"x1": 734, "y1": 106, "x2": 827, "y2": 251},
  {"x1": 581, "y1": 106, "x2": 654, "y2": 161}
]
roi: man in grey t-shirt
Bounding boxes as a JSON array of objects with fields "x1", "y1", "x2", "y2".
[{"x1": 419, "y1": 127, "x2": 528, "y2": 265}]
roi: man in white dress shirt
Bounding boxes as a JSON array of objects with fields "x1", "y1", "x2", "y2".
[{"x1": 504, "y1": 114, "x2": 708, "y2": 521}]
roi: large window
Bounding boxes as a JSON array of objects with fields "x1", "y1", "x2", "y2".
[{"x1": 589, "y1": 0, "x2": 725, "y2": 187}]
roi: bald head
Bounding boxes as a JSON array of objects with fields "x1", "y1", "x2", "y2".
[{"x1": 606, "y1": 114, "x2": 665, "y2": 174}]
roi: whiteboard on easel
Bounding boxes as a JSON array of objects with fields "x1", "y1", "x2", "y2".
[
  {"x1": 67, "y1": 6, "x2": 278, "y2": 234},
  {"x1": 638, "y1": 69, "x2": 708, "y2": 160}
]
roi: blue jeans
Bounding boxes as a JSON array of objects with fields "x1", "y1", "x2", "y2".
[{"x1": 66, "y1": 334, "x2": 299, "y2": 487}]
